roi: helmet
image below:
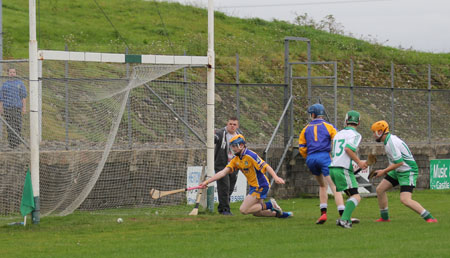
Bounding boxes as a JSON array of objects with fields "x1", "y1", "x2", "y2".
[
  {"x1": 371, "y1": 120, "x2": 389, "y2": 133},
  {"x1": 229, "y1": 134, "x2": 246, "y2": 146},
  {"x1": 307, "y1": 104, "x2": 325, "y2": 117},
  {"x1": 345, "y1": 110, "x2": 360, "y2": 125}
]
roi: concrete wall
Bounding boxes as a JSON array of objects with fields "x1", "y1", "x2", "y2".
[{"x1": 1, "y1": 143, "x2": 449, "y2": 214}]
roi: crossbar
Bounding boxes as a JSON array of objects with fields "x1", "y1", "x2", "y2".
[{"x1": 38, "y1": 50, "x2": 209, "y2": 65}]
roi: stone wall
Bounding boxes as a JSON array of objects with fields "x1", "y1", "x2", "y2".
[
  {"x1": 1, "y1": 143, "x2": 449, "y2": 214},
  {"x1": 271, "y1": 143, "x2": 450, "y2": 198}
]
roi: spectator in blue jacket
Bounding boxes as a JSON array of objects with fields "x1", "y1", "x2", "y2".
[{"x1": 0, "y1": 68, "x2": 27, "y2": 149}]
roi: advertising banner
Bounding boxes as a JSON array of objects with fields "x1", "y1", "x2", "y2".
[{"x1": 430, "y1": 159, "x2": 450, "y2": 190}]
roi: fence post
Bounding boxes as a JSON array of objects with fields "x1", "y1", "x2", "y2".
[
  {"x1": 38, "y1": 56, "x2": 43, "y2": 143},
  {"x1": 307, "y1": 42, "x2": 312, "y2": 106},
  {"x1": 284, "y1": 40, "x2": 290, "y2": 146},
  {"x1": 428, "y1": 64, "x2": 432, "y2": 144},
  {"x1": 126, "y1": 47, "x2": 132, "y2": 149},
  {"x1": 236, "y1": 53, "x2": 240, "y2": 121},
  {"x1": 350, "y1": 59, "x2": 354, "y2": 110},
  {"x1": 64, "y1": 44, "x2": 69, "y2": 150},
  {"x1": 334, "y1": 61, "x2": 338, "y2": 127},
  {"x1": 290, "y1": 66, "x2": 294, "y2": 139},
  {"x1": 184, "y1": 50, "x2": 189, "y2": 147},
  {"x1": 390, "y1": 61, "x2": 395, "y2": 133}
]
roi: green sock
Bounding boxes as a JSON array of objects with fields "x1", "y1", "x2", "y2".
[
  {"x1": 341, "y1": 198, "x2": 358, "y2": 221},
  {"x1": 380, "y1": 208, "x2": 389, "y2": 220},
  {"x1": 421, "y1": 210, "x2": 434, "y2": 220}
]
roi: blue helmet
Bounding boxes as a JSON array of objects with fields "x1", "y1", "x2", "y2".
[
  {"x1": 307, "y1": 104, "x2": 325, "y2": 117},
  {"x1": 229, "y1": 134, "x2": 246, "y2": 146}
]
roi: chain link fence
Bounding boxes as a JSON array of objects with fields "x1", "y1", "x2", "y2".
[
  {"x1": 291, "y1": 60, "x2": 450, "y2": 144},
  {"x1": 0, "y1": 55, "x2": 449, "y2": 215}
]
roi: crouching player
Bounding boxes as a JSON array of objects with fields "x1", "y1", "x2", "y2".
[
  {"x1": 329, "y1": 111, "x2": 367, "y2": 228},
  {"x1": 199, "y1": 135, "x2": 293, "y2": 218},
  {"x1": 370, "y1": 120, "x2": 437, "y2": 223}
]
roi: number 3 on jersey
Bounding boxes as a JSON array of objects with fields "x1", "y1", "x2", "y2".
[{"x1": 332, "y1": 139, "x2": 345, "y2": 158}]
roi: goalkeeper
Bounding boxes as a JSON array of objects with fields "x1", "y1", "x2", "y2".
[{"x1": 199, "y1": 135, "x2": 293, "y2": 218}]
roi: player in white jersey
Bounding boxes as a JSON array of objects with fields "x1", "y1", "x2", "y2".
[
  {"x1": 370, "y1": 120, "x2": 437, "y2": 223},
  {"x1": 330, "y1": 111, "x2": 368, "y2": 228}
]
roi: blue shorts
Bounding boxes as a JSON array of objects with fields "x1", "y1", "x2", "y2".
[
  {"x1": 248, "y1": 186, "x2": 269, "y2": 200},
  {"x1": 306, "y1": 152, "x2": 331, "y2": 176}
]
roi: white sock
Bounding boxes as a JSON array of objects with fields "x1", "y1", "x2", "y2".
[{"x1": 348, "y1": 197, "x2": 359, "y2": 206}]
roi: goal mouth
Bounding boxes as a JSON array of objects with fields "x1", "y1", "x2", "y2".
[{"x1": 31, "y1": 51, "x2": 209, "y2": 216}]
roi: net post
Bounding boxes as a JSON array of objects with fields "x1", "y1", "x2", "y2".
[
  {"x1": 206, "y1": 0, "x2": 215, "y2": 213},
  {"x1": 29, "y1": 0, "x2": 41, "y2": 224}
]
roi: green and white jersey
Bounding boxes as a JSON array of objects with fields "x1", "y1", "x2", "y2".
[
  {"x1": 330, "y1": 127, "x2": 362, "y2": 171},
  {"x1": 384, "y1": 133, "x2": 418, "y2": 172}
]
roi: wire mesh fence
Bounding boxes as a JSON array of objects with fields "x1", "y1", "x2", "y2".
[{"x1": 0, "y1": 57, "x2": 449, "y2": 216}]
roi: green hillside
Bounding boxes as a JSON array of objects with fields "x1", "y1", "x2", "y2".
[
  {"x1": 2, "y1": 0, "x2": 450, "y2": 146},
  {"x1": 3, "y1": 0, "x2": 450, "y2": 87}
]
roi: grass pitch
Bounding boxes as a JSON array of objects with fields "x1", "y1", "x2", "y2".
[{"x1": 1, "y1": 190, "x2": 448, "y2": 258}]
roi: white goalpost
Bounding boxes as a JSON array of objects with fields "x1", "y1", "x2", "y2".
[
  {"x1": 29, "y1": 0, "x2": 40, "y2": 223},
  {"x1": 25, "y1": 0, "x2": 216, "y2": 220}
]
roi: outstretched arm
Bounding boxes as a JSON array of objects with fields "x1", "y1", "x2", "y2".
[{"x1": 199, "y1": 167, "x2": 232, "y2": 188}]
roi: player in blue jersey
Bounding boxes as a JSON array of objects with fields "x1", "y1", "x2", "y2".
[
  {"x1": 299, "y1": 103, "x2": 347, "y2": 224},
  {"x1": 199, "y1": 135, "x2": 293, "y2": 218}
]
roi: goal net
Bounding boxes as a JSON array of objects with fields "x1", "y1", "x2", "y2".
[
  {"x1": 0, "y1": 60, "x2": 31, "y2": 217},
  {"x1": 0, "y1": 52, "x2": 209, "y2": 217}
]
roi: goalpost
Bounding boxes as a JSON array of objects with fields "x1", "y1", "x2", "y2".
[{"x1": 27, "y1": 0, "x2": 216, "y2": 221}]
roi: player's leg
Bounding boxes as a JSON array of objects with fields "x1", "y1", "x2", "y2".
[
  {"x1": 309, "y1": 152, "x2": 331, "y2": 224},
  {"x1": 240, "y1": 194, "x2": 266, "y2": 215},
  {"x1": 240, "y1": 187, "x2": 274, "y2": 216},
  {"x1": 397, "y1": 172, "x2": 437, "y2": 223},
  {"x1": 330, "y1": 167, "x2": 360, "y2": 228},
  {"x1": 399, "y1": 190, "x2": 436, "y2": 222},
  {"x1": 375, "y1": 174, "x2": 396, "y2": 222},
  {"x1": 324, "y1": 175, "x2": 345, "y2": 216},
  {"x1": 336, "y1": 190, "x2": 360, "y2": 229},
  {"x1": 399, "y1": 190, "x2": 426, "y2": 213},
  {"x1": 315, "y1": 175, "x2": 328, "y2": 205},
  {"x1": 341, "y1": 190, "x2": 360, "y2": 221},
  {"x1": 241, "y1": 187, "x2": 292, "y2": 218},
  {"x1": 329, "y1": 167, "x2": 346, "y2": 209},
  {"x1": 376, "y1": 179, "x2": 393, "y2": 209},
  {"x1": 252, "y1": 200, "x2": 293, "y2": 218},
  {"x1": 253, "y1": 198, "x2": 278, "y2": 217},
  {"x1": 314, "y1": 174, "x2": 329, "y2": 221}
]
